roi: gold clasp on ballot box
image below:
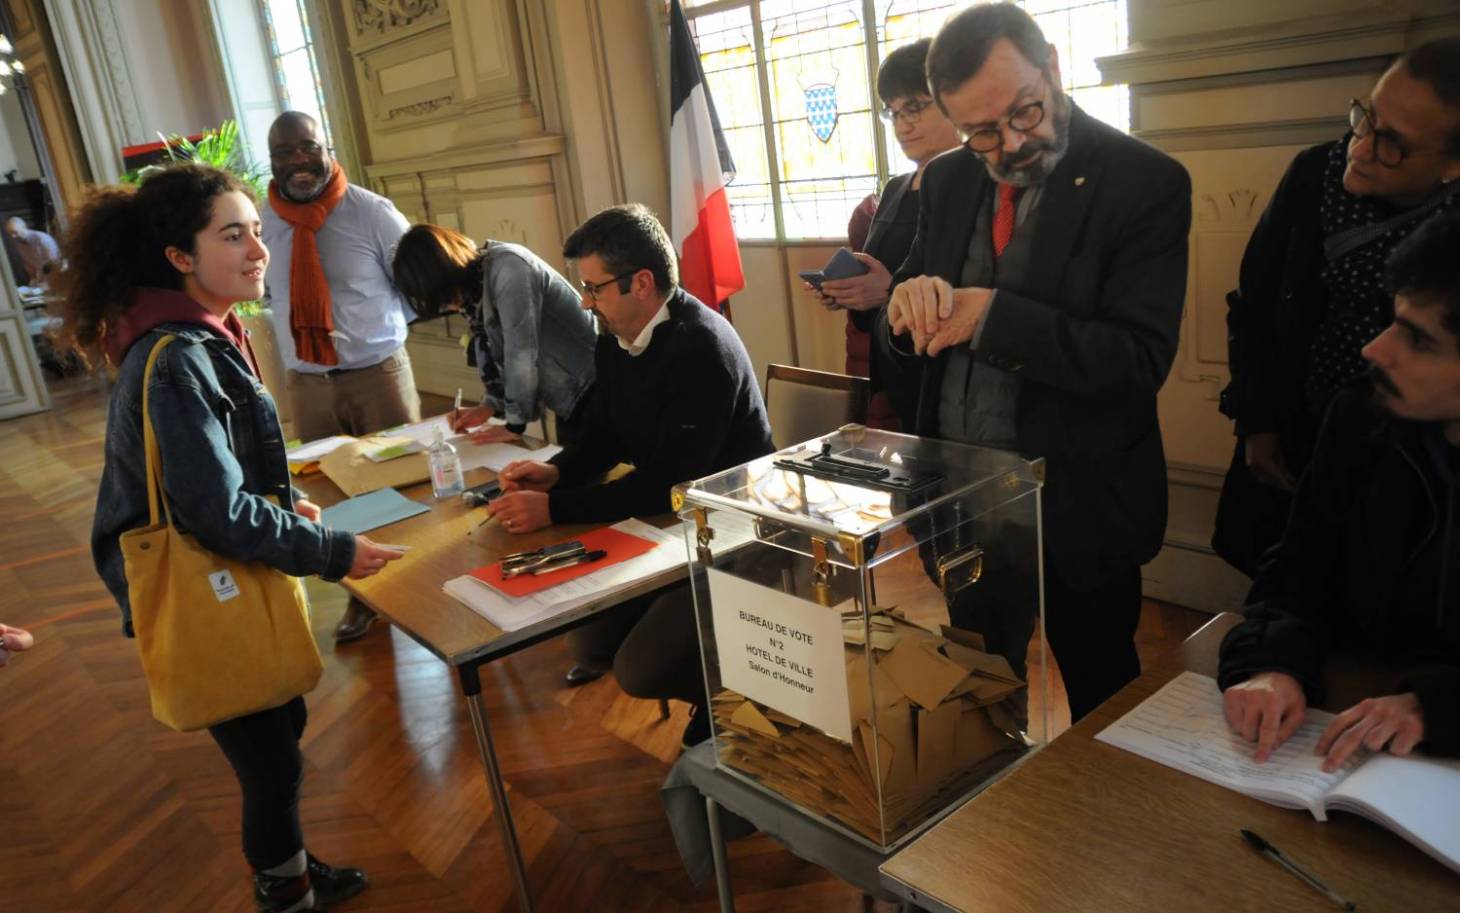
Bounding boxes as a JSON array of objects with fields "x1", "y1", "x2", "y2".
[{"x1": 936, "y1": 545, "x2": 984, "y2": 597}]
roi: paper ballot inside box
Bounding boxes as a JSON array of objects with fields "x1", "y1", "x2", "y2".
[{"x1": 707, "y1": 568, "x2": 853, "y2": 743}]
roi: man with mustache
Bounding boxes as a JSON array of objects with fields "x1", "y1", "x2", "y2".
[
  {"x1": 1220, "y1": 213, "x2": 1460, "y2": 769},
  {"x1": 1215, "y1": 38, "x2": 1460, "y2": 578},
  {"x1": 882, "y1": 3, "x2": 1191, "y2": 722},
  {"x1": 261, "y1": 111, "x2": 422, "y2": 642}
]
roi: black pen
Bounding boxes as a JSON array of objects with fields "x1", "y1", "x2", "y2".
[{"x1": 1241, "y1": 829, "x2": 1356, "y2": 911}]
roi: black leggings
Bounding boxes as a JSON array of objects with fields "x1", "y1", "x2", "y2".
[{"x1": 208, "y1": 696, "x2": 308, "y2": 871}]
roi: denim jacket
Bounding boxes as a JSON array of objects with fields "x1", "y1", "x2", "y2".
[
  {"x1": 468, "y1": 242, "x2": 596, "y2": 428},
  {"x1": 93, "y1": 321, "x2": 356, "y2": 636}
]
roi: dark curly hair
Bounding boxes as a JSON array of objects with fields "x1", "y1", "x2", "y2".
[
  {"x1": 1387, "y1": 212, "x2": 1460, "y2": 345},
  {"x1": 53, "y1": 163, "x2": 252, "y2": 364}
]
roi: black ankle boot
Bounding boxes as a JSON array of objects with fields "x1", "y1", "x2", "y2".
[
  {"x1": 306, "y1": 853, "x2": 368, "y2": 907},
  {"x1": 252, "y1": 869, "x2": 319, "y2": 913}
]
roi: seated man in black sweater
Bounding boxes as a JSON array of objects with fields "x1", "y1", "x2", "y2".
[
  {"x1": 489, "y1": 204, "x2": 774, "y2": 745},
  {"x1": 1219, "y1": 213, "x2": 1460, "y2": 770}
]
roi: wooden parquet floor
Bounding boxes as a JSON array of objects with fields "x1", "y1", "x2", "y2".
[{"x1": 0, "y1": 376, "x2": 1210, "y2": 913}]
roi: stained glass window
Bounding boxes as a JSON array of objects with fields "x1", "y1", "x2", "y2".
[
  {"x1": 258, "y1": 0, "x2": 334, "y2": 147},
  {"x1": 685, "y1": 0, "x2": 1128, "y2": 241}
]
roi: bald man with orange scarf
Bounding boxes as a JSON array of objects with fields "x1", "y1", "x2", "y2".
[
  {"x1": 261, "y1": 111, "x2": 421, "y2": 446},
  {"x1": 262, "y1": 111, "x2": 421, "y2": 643}
]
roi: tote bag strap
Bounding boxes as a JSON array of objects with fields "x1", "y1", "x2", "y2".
[{"x1": 138, "y1": 334, "x2": 180, "y2": 529}]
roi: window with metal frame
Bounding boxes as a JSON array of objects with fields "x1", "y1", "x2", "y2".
[
  {"x1": 257, "y1": 0, "x2": 334, "y2": 147},
  {"x1": 682, "y1": 0, "x2": 1128, "y2": 242}
]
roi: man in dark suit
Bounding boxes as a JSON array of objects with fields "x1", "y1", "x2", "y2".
[{"x1": 884, "y1": 3, "x2": 1191, "y2": 722}]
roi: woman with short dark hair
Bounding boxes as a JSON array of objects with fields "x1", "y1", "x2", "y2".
[
  {"x1": 809, "y1": 38, "x2": 964, "y2": 429},
  {"x1": 393, "y1": 224, "x2": 596, "y2": 444}
]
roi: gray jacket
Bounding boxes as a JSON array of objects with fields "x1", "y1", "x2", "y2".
[{"x1": 469, "y1": 242, "x2": 596, "y2": 428}]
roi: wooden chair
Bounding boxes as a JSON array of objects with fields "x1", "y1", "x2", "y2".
[{"x1": 763, "y1": 364, "x2": 871, "y2": 450}]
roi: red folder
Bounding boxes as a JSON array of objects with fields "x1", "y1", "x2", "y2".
[{"x1": 471, "y1": 525, "x2": 659, "y2": 597}]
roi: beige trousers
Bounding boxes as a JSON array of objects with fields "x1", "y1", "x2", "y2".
[{"x1": 286, "y1": 348, "x2": 422, "y2": 441}]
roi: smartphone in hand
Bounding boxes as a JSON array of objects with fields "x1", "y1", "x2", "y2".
[{"x1": 821, "y1": 247, "x2": 870, "y2": 282}]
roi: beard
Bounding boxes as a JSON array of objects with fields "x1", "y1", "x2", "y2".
[
  {"x1": 1368, "y1": 364, "x2": 1402, "y2": 400},
  {"x1": 981, "y1": 92, "x2": 1072, "y2": 187},
  {"x1": 279, "y1": 164, "x2": 330, "y2": 202}
]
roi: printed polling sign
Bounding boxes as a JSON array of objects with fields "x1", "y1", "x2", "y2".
[{"x1": 707, "y1": 568, "x2": 852, "y2": 742}]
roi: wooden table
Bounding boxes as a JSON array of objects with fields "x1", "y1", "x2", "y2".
[
  {"x1": 878, "y1": 613, "x2": 1459, "y2": 913},
  {"x1": 298, "y1": 466, "x2": 687, "y2": 913}
]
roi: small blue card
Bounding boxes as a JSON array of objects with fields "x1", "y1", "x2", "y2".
[{"x1": 320, "y1": 487, "x2": 430, "y2": 535}]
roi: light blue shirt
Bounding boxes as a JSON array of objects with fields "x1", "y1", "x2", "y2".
[{"x1": 261, "y1": 183, "x2": 415, "y2": 373}]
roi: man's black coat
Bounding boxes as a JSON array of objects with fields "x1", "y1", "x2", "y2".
[{"x1": 882, "y1": 104, "x2": 1192, "y2": 591}]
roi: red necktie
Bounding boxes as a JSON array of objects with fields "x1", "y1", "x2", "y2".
[{"x1": 993, "y1": 182, "x2": 1020, "y2": 258}]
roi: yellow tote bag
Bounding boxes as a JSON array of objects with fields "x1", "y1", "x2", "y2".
[{"x1": 122, "y1": 335, "x2": 323, "y2": 732}]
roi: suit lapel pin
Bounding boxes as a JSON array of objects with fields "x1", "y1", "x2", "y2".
[{"x1": 1074, "y1": 176, "x2": 1086, "y2": 186}]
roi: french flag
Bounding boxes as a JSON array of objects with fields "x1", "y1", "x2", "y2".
[{"x1": 669, "y1": 0, "x2": 743, "y2": 316}]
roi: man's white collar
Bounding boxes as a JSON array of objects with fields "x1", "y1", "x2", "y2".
[{"x1": 617, "y1": 300, "x2": 671, "y2": 356}]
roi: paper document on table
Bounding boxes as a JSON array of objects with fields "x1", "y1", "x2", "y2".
[
  {"x1": 386, "y1": 415, "x2": 554, "y2": 473},
  {"x1": 1096, "y1": 671, "x2": 1354, "y2": 813},
  {"x1": 387, "y1": 415, "x2": 504, "y2": 448},
  {"x1": 286, "y1": 435, "x2": 356, "y2": 463},
  {"x1": 442, "y1": 519, "x2": 690, "y2": 631},
  {"x1": 320, "y1": 487, "x2": 430, "y2": 534}
]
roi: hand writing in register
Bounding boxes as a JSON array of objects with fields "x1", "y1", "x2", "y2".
[
  {"x1": 887, "y1": 276, "x2": 993, "y2": 357},
  {"x1": 450, "y1": 404, "x2": 494, "y2": 434},
  {"x1": 1315, "y1": 693, "x2": 1425, "y2": 772},
  {"x1": 498, "y1": 460, "x2": 559, "y2": 493},
  {"x1": 294, "y1": 498, "x2": 323, "y2": 522},
  {"x1": 1223, "y1": 671, "x2": 1307, "y2": 763},
  {"x1": 488, "y1": 490, "x2": 551, "y2": 534}
]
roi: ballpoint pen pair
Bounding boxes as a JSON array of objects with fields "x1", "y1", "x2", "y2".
[{"x1": 499, "y1": 541, "x2": 608, "y2": 577}]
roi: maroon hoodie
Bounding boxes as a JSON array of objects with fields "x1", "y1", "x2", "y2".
[{"x1": 104, "y1": 287, "x2": 261, "y2": 378}]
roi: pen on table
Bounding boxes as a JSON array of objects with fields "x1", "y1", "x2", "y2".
[
  {"x1": 474, "y1": 511, "x2": 498, "y2": 530},
  {"x1": 530, "y1": 549, "x2": 607, "y2": 575},
  {"x1": 1241, "y1": 829, "x2": 1356, "y2": 911},
  {"x1": 452, "y1": 387, "x2": 463, "y2": 430}
]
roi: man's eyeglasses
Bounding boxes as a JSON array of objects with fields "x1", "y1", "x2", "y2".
[
  {"x1": 961, "y1": 100, "x2": 1046, "y2": 154},
  {"x1": 1348, "y1": 99, "x2": 1417, "y2": 169},
  {"x1": 879, "y1": 99, "x2": 934, "y2": 126},
  {"x1": 270, "y1": 141, "x2": 327, "y2": 161},
  {"x1": 579, "y1": 273, "x2": 633, "y2": 302}
]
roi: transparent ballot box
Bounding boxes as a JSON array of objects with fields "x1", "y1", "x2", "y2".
[{"x1": 674, "y1": 427, "x2": 1046, "y2": 850}]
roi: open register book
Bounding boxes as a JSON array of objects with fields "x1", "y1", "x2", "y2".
[{"x1": 1097, "y1": 671, "x2": 1460, "y2": 874}]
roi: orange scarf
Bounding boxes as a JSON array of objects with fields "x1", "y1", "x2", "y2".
[{"x1": 268, "y1": 162, "x2": 349, "y2": 366}]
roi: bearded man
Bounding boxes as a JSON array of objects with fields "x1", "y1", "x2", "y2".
[
  {"x1": 261, "y1": 111, "x2": 422, "y2": 643},
  {"x1": 882, "y1": 3, "x2": 1191, "y2": 722}
]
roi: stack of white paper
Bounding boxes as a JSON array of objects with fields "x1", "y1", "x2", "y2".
[
  {"x1": 443, "y1": 519, "x2": 688, "y2": 631},
  {"x1": 286, "y1": 435, "x2": 355, "y2": 464}
]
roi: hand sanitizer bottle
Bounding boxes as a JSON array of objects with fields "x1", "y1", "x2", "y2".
[{"x1": 427, "y1": 425, "x2": 465, "y2": 499}]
